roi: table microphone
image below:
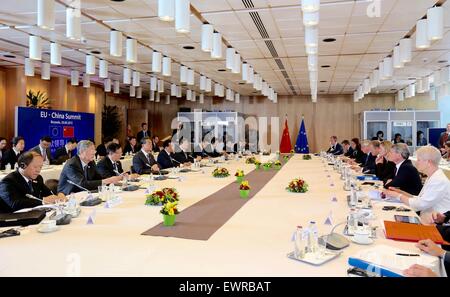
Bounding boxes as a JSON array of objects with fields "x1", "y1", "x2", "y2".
[
  {"x1": 67, "y1": 180, "x2": 92, "y2": 193},
  {"x1": 67, "y1": 180, "x2": 102, "y2": 206}
]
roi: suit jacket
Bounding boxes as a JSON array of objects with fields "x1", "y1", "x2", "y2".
[
  {"x1": 0, "y1": 149, "x2": 5, "y2": 170},
  {"x1": 123, "y1": 143, "x2": 138, "y2": 155},
  {"x1": 30, "y1": 145, "x2": 53, "y2": 164},
  {"x1": 152, "y1": 141, "x2": 161, "y2": 153},
  {"x1": 57, "y1": 155, "x2": 103, "y2": 195},
  {"x1": 203, "y1": 144, "x2": 221, "y2": 158},
  {"x1": 157, "y1": 149, "x2": 177, "y2": 169},
  {"x1": 173, "y1": 150, "x2": 194, "y2": 164},
  {"x1": 132, "y1": 150, "x2": 158, "y2": 174},
  {"x1": 439, "y1": 131, "x2": 450, "y2": 148},
  {"x1": 326, "y1": 143, "x2": 344, "y2": 155},
  {"x1": 0, "y1": 170, "x2": 52, "y2": 213},
  {"x1": 362, "y1": 153, "x2": 377, "y2": 174},
  {"x1": 375, "y1": 157, "x2": 396, "y2": 183},
  {"x1": 1, "y1": 149, "x2": 22, "y2": 169},
  {"x1": 384, "y1": 159, "x2": 423, "y2": 195},
  {"x1": 344, "y1": 147, "x2": 354, "y2": 157},
  {"x1": 96, "y1": 157, "x2": 123, "y2": 179},
  {"x1": 136, "y1": 130, "x2": 150, "y2": 143},
  {"x1": 53, "y1": 146, "x2": 72, "y2": 165},
  {"x1": 95, "y1": 144, "x2": 107, "y2": 158},
  {"x1": 192, "y1": 145, "x2": 209, "y2": 159}
]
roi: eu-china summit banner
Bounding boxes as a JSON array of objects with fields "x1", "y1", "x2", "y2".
[{"x1": 15, "y1": 107, "x2": 95, "y2": 154}]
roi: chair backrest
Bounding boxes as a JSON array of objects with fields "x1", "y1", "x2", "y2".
[{"x1": 45, "y1": 179, "x2": 59, "y2": 194}]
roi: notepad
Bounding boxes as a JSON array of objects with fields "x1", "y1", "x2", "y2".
[
  {"x1": 348, "y1": 245, "x2": 440, "y2": 277},
  {"x1": 384, "y1": 221, "x2": 449, "y2": 244}
]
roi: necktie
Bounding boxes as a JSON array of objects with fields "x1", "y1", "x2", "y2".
[
  {"x1": 113, "y1": 161, "x2": 118, "y2": 173},
  {"x1": 28, "y1": 180, "x2": 34, "y2": 193},
  {"x1": 84, "y1": 165, "x2": 89, "y2": 179},
  {"x1": 146, "y1": 153, "x2": 151, "y2": 165}
]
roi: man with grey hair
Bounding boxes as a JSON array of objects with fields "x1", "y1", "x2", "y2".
[
  {"x1": 384, "y1": 143, "x2": 422, "y2": 195},
  {"x1": 383, "y1": 146, "x2": 450, "y2": 215},
  {"x1": 58, "y1": 140, "x2": 123, "y2": 195}
]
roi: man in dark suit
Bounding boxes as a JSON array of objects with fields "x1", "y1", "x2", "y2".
[
  {"x1": 342, "y1": 140, "x2": 354, "y2": 157},
  {"x1": 1, "y1": 136, "x2": 25, "y2": 170},
  {"x1": 362, "y1": 140, "x2": 381, "y2": 174},
  {"x1": 136, "y1": 123, "x2": 150, "y2": 144},
  {"x1": 193, "y1": 140, "x2": 209, "y2": 159},
  {"x1": 0, "y1": 152, "x2": 66, "y2": 213},
  {"x1": 57, "y1": 140, "x2": 123, "y2": 195},
  {"x1": 132, "y1": 137, "x2": 160, "y2": 174},
  {"x1": 0, "y1": 137, "x2": 7, "y2": 170},
  {"x1": 29, "y1": 136, "x2": 53, "y2": 165},
  {"x1": 123, "y1": 136, "x2": 138, "y2": 155},
  {"x1": 439, "y1": 123, "x2": 450, "y2": 154},
  {"x1": 173, "y1": 138, "x2": 195, "y2": 165},
  {"x1": 53, "y1": 138, "x2": 77, "y2": 165},
  {"x1": 384, "y1": 143, "x2": 422, "y2": 195},
  {"x1": 157, "y1": 139, "x2": 178, "y2": 169},
  {"x1": 96, "y1": 143, "x2": 124, "y2": 178},
  {"x1": 152, "y1": 136, "x2": 161, "y2": 153},
  {"x1": 326, "y1": 136, "x2": 344, "y2": 155}
]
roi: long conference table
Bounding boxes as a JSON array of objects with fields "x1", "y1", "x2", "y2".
[{"x1": 0, "y1": 155, "x2": 445, "y2": 276}]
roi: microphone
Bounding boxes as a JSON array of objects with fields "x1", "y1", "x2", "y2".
[
  {"x1": 25, "y1": 194, "x2": 43, "y2": 202},
  {"x1": 67, "y1": 180, "x2": 91, "y2": 193},
  {"x1": 26, "y1": 194, "x2": 72, "y2": 225},
  {"x1": 170, "y1": 157, "x2": 182, "y2": 165}
]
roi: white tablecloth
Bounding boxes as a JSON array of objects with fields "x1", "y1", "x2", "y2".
[{"x1": 0, "y1": 156, "x2": 443, "y2": 276}]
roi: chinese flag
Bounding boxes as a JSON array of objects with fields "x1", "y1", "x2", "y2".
[
  {"x1": 63, "y1": 126, "x2": 74, "y2": 138},
  {"x1": 280, "y1": 119, "x2": 292, "y2": 153}
]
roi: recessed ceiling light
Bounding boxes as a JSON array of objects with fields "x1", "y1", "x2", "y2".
[
  {"x1": 3, "y1": 54, "x2": 16, "y2": 58},
  {"x1": 320, "y1": 80, "x2": 327, "y2": 83},
  {"x1": 390, "y1": 88, "x2": 397, "y2": 91},
  {"x1": 217, "y1": 69, "x2": 226, "y2": 72},
  {"x1": 321, "y1": 65, "x2": 331, "y2": 68},
  {"x1": 323, "y1": 38, "x2": 336, "y2": 43},
  {"x1": 146, "y1": 71, "x2": 153, "y2": 74},
  {"x1": 182, "y1": 45, "x2": 195, "y2": 50},
  {"x1": 90, "y1": 50, "x2": 101, "y2": 55},
  {"x1": 408, "y1": 77, "x2": 416, "y2": 80},
  {"x1": 239, "y1": 82, "x2": 246, "y2": 85},
  {"x1": 110, "y1": 0, "x2": 125, "y2": 2},
  {"x1": 438, "y1": 60, "x2": 448, "y2": 63}
]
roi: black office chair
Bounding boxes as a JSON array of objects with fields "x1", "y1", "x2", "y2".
[{"x1": 45, "y1": 179, "x2": 59, "y2": 194}]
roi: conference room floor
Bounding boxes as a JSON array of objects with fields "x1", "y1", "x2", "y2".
[{"x1": 0, "y1": 155, "x2": 442, "y2": 276}]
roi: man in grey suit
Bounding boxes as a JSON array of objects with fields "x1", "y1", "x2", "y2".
[
  {"x1": 30, "y1": 136, "x2": 53, "y2": 165},
  {"x1": 57, "y1": 140, "x2": 123, "y2": 195},
  {"x1": 132, "y1": 137, "x2": 159, "y2": 174}
]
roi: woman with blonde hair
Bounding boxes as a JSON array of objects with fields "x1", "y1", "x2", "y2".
[{"x1": 375, "y1": 140, "x2": 396, "y2": 183}]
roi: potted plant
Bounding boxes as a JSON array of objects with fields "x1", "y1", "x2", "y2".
[
  {"x1": 245, "y1": 156, "x2": 256, "y2": 164},
  {"x1": 262, "y1": 162, "x2": 273, "y2": 171},
  {"x1": 145, "y1": 187, "x2": 179, "y2": 206},
  {"x1": 303, "y1": 154, "x2": 312, "y2": 160},
  {"x1": 286, "y1": 178, "x2": 309, "y2": 193},
  {"x1": 254, "y1": 160, "x2": 261, "y2": 169},
  {"x1": 274, "y1": 160, "x2": 282, "y2": 170},
  {"x1": 235, "y1": 169, "x2": 244, "y2": 183},
  {"x1": 212, "y1": 167, "x2": 230, "y2": 178},
  {"x1": 239, "y1": 181, "x2": 251, "y2": 198},
  {"x1": 161, "y1": 201, "x2": 179, "y2": 226}
]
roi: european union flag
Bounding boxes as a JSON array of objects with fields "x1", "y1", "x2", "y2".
[{"x1": 295, "y1": 118, "x2": 309, "y2": 153}]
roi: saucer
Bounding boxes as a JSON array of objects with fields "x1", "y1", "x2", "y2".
[
  {"x1": 351, "y1": 237, "x2": 373, "y2": 245},
  {"x1": 37, "y1": 225, "x2": 59, "y2": 233}
]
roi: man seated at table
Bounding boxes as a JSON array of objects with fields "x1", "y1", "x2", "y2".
[
  {"x1": 29, "y1": 135, "x2": 53, "y2": 165},
  {"x1": 152, "y1": 136, "x2": 161, "y2": 153},
  {"x1": 53, "y1": 138, "x2": 77, "y2": 165},
  {"x1": 58, "y1": 140, "x2": 123, "y2": 195},
  {"x1": 361, "y1": 140, "x2": 381, "y2": 174},
  {"x1": 0, "y1": 152, "x2": 66, "y2": 213},
  {"x1": 1, "y1": 136, "x2": 25, "y2": 170},
  {"x1": 348, "y1": 140, "x2": 370, "y2": 169},
  {"x1": 342, "y1": 140, "x2": 353, "y2": 157},
  {"x1": 383, "y1": 143, "x2": 422, "y2": 195},
  {"x1": 173, "y1": 138, "x2": 197, "y2": 165},
  {"x1": 132, "y1": 137, "x2": 160, "y2": 174},
  {"x1": 192, "y1": 139, "x2": 210, "y2": 159},
  {"x1": 97, "y1": 143, "x2": 125, "y2": 178},
  {"x1": 123, "y1": 136, "x2": 138, "y2": 155},
  {"x1": 96, "y1": 137, "x2": 119, "y2": 159},
  {"x1": 157, "y1": 139, "x2": 178, "y2": 169},
  {"x1": 383, "y1": 146, "x2": 450, "y2": 215},
  {"x1": 326, "y1": 136, "x2": 343, "y2": 155},
  {"x1": 0, "y1": 137, "x2": 7, "y2": 170},
  {"x1": 402, "y1": 239, "x2": 449, "y2": 277}
]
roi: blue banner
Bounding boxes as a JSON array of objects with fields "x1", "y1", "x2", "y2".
[
  {"x1": 294, "y1": 118, "x2": 309, "y2": 154},
  {"x1": 15, "y1": 107, "x2": 95, "y2": 154}
]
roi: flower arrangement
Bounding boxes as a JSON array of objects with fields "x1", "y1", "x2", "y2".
[
  {"x1": 290, "y1": 149, "x2": 295, "y2": 154},
  {"x1": 254, "y1": 160, "x2": 261, "y2": 169},
  {"x1": 235, "y1": 169, "x2": 244, "y2": 177},
  {"x1": 160, "y1": 201, "x2": 179, "y2": 226},
  {"x1": 274, "y1": 160, "x2": 282, "y2": 169},
  {"x1": 245, "y1": 157, "x2": 256, "y2": 164},
  {"x1": 302, "y1": 154, "x2": 312, "y2": 160},
  {"x1": 239, "y1": 181, "x2": 251, "y2": 198},
  {"x1": 283, "y1": 155, "x2": 290, "y2": 161},
  {"x1": 145, "y1": 187, "x2": 179, "y2": 206},
  {"x1": 286, "y1": 178, "x2": 309, "y2": 193},
  {"x1": 212, "y1": 167, "x2": 230, "y2": 178},
  {"x1": 239, "y1": 181, "x2": 251, "y2": 190},
  {"x1": 263, "y1": 162, "x2": 273, "y2": 170}
]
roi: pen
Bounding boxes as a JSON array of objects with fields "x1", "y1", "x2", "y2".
[{"x1": 396, "y1": 253, "x2": 420, "y2": 257}]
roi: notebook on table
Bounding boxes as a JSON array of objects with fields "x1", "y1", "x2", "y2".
[{"x1": 384, "y1": 221, "x2": 449, "y2": 245}]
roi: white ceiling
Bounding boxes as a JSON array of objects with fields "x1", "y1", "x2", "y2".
[{"x1": 0, "y1": 0, "x2": 448, "y2": 96}]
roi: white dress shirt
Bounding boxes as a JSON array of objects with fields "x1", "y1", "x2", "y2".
[
  {"x1": 409, "y1": 169, "x2": 450, "y2": 214},
  {"x1": 394, "y1": 159, "x2": 405, "y2": 176}
]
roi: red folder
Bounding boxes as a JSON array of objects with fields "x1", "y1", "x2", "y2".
[{"x1": 384, "y1": 221, "x2": 449, "y2": 245}]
